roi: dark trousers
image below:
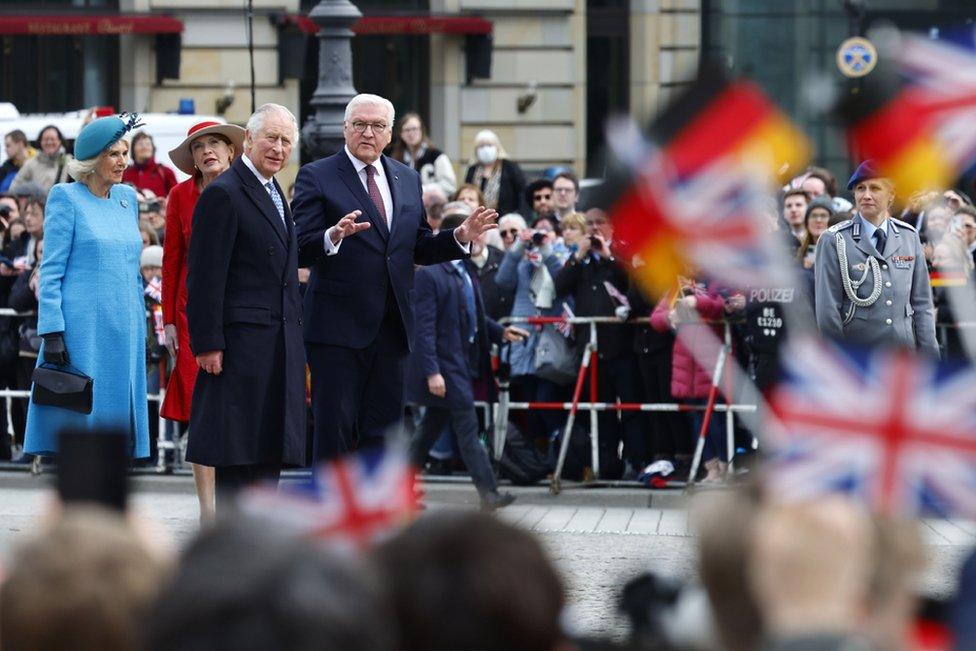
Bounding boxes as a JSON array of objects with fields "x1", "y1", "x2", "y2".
[
  {"x1": 409, "y1": 406, "x2": 498, "y2": 496},
  {"x1": 583, "y1": 354, "x2": 646, "y2": 478},
  {"x1": 636, "y1": 348, "x2": 692, "y2": 460},
  {"x1": 308, "y1": 300, "x2": 408, "y2": 462},
  {"x1": 215, "y1": 463, "x2": 281, "y2": 511},
  {"x1": 0, "y1": 357, "x2": 28, "y2": 457}
]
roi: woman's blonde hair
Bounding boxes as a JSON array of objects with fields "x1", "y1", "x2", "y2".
[{"x1": 561, "y1": 212, "x2": 586, "y2": 232}]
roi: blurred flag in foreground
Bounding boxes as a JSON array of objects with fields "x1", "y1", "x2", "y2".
[
  {"x1": 765, "y1": 337, "x2": 976, "y2": 519},
  {"x1": 240, "y1": 446, "x2": 420, "y2": 552},
  {"x1": 606, "y1": 66, "x2": 810, "y2": 297},
  {"x1": 840, "y1": 29, "x2": 976, "y2": 198}
]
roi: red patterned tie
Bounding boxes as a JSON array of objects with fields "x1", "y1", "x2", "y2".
[{"x1": 365, "y1": 164, "x2": 388, "y2": 228}]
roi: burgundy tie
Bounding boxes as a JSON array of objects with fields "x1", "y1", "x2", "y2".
[{"x1": 365, "y1": 164, "x2": 388, "y2": 228}]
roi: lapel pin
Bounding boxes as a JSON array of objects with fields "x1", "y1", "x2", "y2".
[{"x1": 120, "y1": 199, "x2": 128, "y2": 208}]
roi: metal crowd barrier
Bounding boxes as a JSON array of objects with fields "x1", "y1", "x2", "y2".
[
  {"x1": 0, "y1": 308, "x2": 757, "y2": 490},
  {"x1": 0, "y1": 308, "x2": 176, "y2": 473},
  {"x1": 496, "y1": 315, "x2": 756, "y2": 493}
]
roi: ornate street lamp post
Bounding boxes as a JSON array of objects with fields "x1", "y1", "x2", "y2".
[{"x1": 301, "y1": 0, "x2": 361, "y2": 160}]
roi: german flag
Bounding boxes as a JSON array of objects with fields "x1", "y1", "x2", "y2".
[
  {"x1": 838, "y1": 59, "x2": 953, "y2": 199},
  {"x1": 608, "y1": 66, "x2": 810, "y2": 298},
  {"x1": 929, "y1": 268, "x2": 969, "y2": 288},
  {"x1": 650, "y1": 66, "x2": 810, "y2": 181}
]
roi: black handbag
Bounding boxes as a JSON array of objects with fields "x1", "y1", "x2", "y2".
[{"x1": 31, "y1": 362, "x2": 93, "y2": 414}]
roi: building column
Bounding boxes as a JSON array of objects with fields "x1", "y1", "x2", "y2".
[
  {"x1": 629, "y1": 0, "x2": 701, "y2": 123},
  {"x1": 119, "y1": 0, "x2": 153, "y2": 112}
]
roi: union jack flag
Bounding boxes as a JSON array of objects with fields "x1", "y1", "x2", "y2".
[
  {"x1": 239, "y1": 446, "x2": 420, "y2": 552},
  {"x1": 897, "y1": 31, "x2": 976, "y2": 177},
  {"x1": 556, "y1": 301, "x2": 575, "y2": 338},
  {"x1": 765, "y1": 337, "x2": 976, "y2": 519}
]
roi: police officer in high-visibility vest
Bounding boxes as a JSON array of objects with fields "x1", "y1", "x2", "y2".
[{"x1": 814, "y1": 160, "x2": 939, "y2": 356}]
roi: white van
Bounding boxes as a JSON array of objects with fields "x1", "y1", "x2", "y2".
[{"x1": 0, "y1": 103, "x2": 229, "y2": 182}]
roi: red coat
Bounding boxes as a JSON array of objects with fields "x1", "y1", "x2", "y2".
[
  {"x1": 650, "y1": 285, "x2": 727, "y2": 400},
  {"x1": 123, "y1": 160, "x2": 178, "y2": 198},
  {"x1": 160, "y1": 176, "x2": 200, "y2": 422}
]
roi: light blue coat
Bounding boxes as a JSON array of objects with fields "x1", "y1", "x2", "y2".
[
  {"x1": 495, "y1": 242, "x2": 568, "y2": 377},
  {"x1": 24, "y1": 182, "x2": 149, "y2": 457}
]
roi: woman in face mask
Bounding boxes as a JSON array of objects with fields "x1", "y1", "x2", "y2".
[{"x1": 463, "y1": 130, "x2": 526, "y2": 216}]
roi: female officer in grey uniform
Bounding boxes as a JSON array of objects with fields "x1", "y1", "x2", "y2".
[{"x1": 814, "y1": 161, "x2": 939, "y2": 357}]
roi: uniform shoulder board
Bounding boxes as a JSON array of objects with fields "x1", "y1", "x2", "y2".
[
  {"x1": 826, "y1": 219, "x2": 853, "y2": 234},
  {"x1": 890, "y1": 217, "x2": 917, "y2": 232}
]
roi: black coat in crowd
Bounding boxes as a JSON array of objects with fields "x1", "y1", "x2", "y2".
[
  {"x1": 465, "y1": 245, "x2": 514, "y2": 322},
  {"x1": 464, "y1": 159, "x2": 526, "y2": 216},
  {"x1": 554, "y1": 250, "x2": 633, "y2": 361}
]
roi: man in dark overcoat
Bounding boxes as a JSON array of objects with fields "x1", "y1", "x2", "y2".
[{"x1": 186, "y1": 104, "x2": 306, "y2": 503}]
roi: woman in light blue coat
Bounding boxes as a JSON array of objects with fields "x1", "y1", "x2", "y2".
[{"x1": 25, "y1": 115, "x2": 149, "y2": 458}]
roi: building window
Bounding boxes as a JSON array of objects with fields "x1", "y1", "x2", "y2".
[
  {"x1": 586, "y1": 0, "x2": 630, "y2": 177},
  {"x1": 702, "y1": 0, "x2": 976, "y2": 182}
]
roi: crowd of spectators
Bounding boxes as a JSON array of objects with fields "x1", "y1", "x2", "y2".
[
  {"x1": 1, "y1": 486, "x2": 974, "y2": 650},
  {"x1": 1, "y1": 123, "x2": 975, "y2": 487}
]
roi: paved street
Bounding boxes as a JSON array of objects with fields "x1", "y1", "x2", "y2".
[{"x1": 0, "y1": 471, "x2": 973, "y2": 640}]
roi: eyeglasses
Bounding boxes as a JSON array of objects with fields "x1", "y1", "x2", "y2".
[
  {"x1": 401, "y1": 126, "x2": 421, "y2": 133},
  {"x1": 349, "y1": 121, "x2": 388, "y2": 134},
  {"x1": 553, "y1": 187, "x2": 576, "y2": 194}
]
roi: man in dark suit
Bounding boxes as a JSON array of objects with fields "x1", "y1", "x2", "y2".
[
  {"x1": 185, "y1": 104, "x2": 307, "y2": 503},
  {"x1": 456, "y1": 200, "x2": 514, "y2": 321},
  {"x1": 405, "y1": 212, "x2": 528, "y2": 510},
  {"x1": 292, "y1": 94, "x2": 497, "y2": 461}
]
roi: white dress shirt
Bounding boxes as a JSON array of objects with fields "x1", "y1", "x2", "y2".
[
  {"x1": 241, "y1": 154, "x2": 285, "y2": 226},
  {"x1": 323, "y1": 146, "x2": 470, "y2": 255}
]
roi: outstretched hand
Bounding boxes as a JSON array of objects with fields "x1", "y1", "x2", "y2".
[
  {"x1": 453, "y1": 206, "x2": 498, "y2": 244},
  {"x1": 329, "y1": 210, "x2": 371, "y2": 245}
]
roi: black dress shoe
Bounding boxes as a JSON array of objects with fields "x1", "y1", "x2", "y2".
[{"x1": 480, "y1": 491, "x2": 516, "y2": 512}]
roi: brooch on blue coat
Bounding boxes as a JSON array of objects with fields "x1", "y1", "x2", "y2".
[{"x1": 120, "y1": 199, "x2": 129, "y2": 208}]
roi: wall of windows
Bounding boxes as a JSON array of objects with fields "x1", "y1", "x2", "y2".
[{"x1": 703, "y1": 0, "x2": 976, "y2": 182}]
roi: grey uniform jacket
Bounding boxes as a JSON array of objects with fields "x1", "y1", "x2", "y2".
[{"x1": 814, "y1": 214, "x2": 939, "y2": 357}]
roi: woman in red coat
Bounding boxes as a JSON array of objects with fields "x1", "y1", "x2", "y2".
[
  {"x1": 162, "y1": 121, "x2": 245, "y2": 522},
  {"x1": 650, "y1": 276, "x2": 730, "y2": 483},
  {"x1": 123, "y1": 131, "x2": 178, "y2": 198}
]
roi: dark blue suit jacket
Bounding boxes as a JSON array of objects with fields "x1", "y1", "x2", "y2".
[
  {"x1": 405, "y1": 262, "x2": 504, "y2": 410},
  {"x1": 292, "y1": 151, "x2": 465, "y2": 350}
]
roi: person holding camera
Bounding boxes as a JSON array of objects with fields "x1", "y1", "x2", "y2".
[
  {"x1": 554, "y1": 208, "x2": 645, "y2": 478},
  {"x1": 495, "y1": 217, "x2": 568, "y2": 441}
]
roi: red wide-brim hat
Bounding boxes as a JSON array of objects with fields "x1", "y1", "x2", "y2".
[{"x1": 168, "y1": 121, "x2": 246, "y2": 176}]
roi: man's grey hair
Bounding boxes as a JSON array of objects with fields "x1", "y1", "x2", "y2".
[
  {"x1": 344, "y1": 94, "x2": 395, "y2": 127},
  {"x1": 497, "y1": 213, "x2": 527, "y2": 231},
  {"x1": 442, "y1": 201, "x2": 473, "y2": 219},
  {"x1": 245, "y1": 103, "x2": 299, "y2": 148}
]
